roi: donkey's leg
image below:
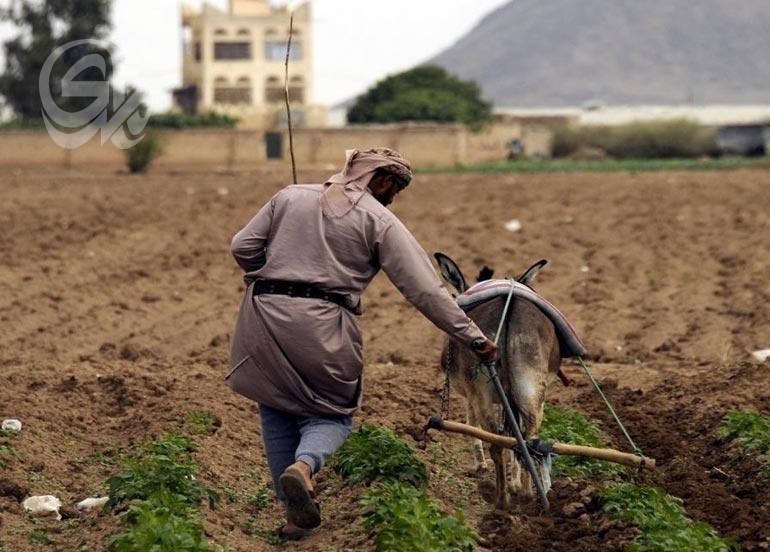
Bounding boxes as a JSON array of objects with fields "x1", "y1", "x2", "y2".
[
  {"x1": 490, "y1": 444, "x2": 511, "y2": 509},
  {"x1": 510, "y1": 374, "x2": 548, "y2": 498},
  {"x1": 466, "y1": 402, "x2": 487, "y2": 472}
]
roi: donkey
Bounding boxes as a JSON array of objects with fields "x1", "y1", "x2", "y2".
[{"x1": 435, "y1": 253, "x2": 562, "y2": 509}]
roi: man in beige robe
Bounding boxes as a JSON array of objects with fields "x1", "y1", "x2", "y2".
[{"x1": 228, "y1": 148, "x2": 497, "y2": 539}]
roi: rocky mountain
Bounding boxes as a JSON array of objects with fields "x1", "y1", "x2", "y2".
[{"x1": 429, "y1": 0, "x2": 770, "y2": 107}]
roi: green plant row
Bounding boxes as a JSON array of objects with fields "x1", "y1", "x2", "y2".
[
  {"x1": 420, "y1": 156, "x2": 770, "y2": 175},
  {"x1": 0, "y1": 428, "x2": 20, "y2": 470},
  {"x1": 600, "y1": 483, "x2": 737, "y2": 552},
  {"x1": 331, "y1": 425, "x2": 477, "y2": 551},
  {"x1": 719, "y1": 410, "x2": 770, "y2": 475},
  {"x1": 330, "y1": 425, "x2": 428, "y2": 487},
  {"x1": 106, "y1": 432, "x2": 219, "y2": 551},
  {"x1": 539, "y1": 404, "x2": 624, "y2": 477},
  {"x1": 361, "y1": 482, "x2": 477, "y2": 552}
]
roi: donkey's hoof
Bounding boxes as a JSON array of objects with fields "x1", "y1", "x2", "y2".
[
  {"x1": 466, "y1": 464, "x2": 488, "y2": 477},
  {"x1": 478, "y1": 480, "x2": 497, "y2": 504}
]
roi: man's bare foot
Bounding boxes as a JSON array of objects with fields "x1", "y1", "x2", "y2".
[{"x1": 280, "y1": 461, "x2": 321, "y2": 529}]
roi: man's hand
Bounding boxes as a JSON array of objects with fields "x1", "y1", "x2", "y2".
[{"x1": 471, "y1": 337, "x2": 498, "y2": 363}]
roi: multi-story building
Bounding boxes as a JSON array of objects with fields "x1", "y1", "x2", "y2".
[{"x1": 173, "y1": 0, "x2": 325, "y2": 128}]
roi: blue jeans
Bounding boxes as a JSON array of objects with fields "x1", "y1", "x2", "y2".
[{"x1": 259, "y1": 404, "x2": 353, "y2": 503}]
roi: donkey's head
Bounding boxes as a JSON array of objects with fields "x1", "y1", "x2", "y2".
[{"x1": 434, "y1": 252, "x2": 548, "y2": 294}]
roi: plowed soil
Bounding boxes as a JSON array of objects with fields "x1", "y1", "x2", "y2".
[{"x1": 1, "y1": 166, "x2": 769, "y2": 551}]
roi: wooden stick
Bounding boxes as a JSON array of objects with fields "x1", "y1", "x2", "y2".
[
  {"x1": 426, "y1": 417, "x2": 656, "y2": 470},
  {"x1": 284, "y1": 11, "x2": 297, "y2": 184}
]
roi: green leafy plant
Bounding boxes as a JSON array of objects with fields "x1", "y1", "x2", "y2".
[
  {"x1": 719, "y1": 410, "x2": 770, "y2": 476},
  {"x1": 125, "y1": 132, "x2": 163, "y2": 174},
  {"x1": 106, "y1": 432, "x2": 218, "y2": 551},
  {"x1": 600, "y1": 483, "x2": 737, "y2": 551},
  {"x1": 540, "y1": 404, "x2": 623, "y2": 477},
  {"x1": 107, "y1": 433, "x2": 216, "y2": 509},
  {"x1": 186, "y1": 410, "x2": 216, "y2": 436},
  {"x1": 0, "y1": 444, "x2": 19, "y2": 470},
  {"x1": 719, "y1": 411, "x2": 770, "y2": 456},
  {"x1": 108, "y1": 492, "x2": 210, "y2": 552},
  {"x1": 330, "y1": 425, "x2": 428, "y2": 487},
  {"x1": 361, "y1": 482, "x2": 477, "y2": 552},
  {"x1": 246, "y1": 485, "x2": 270, "y2": 511},
  {"x1": 28, "y1": 527, "x2": 53, "y2": 546}
]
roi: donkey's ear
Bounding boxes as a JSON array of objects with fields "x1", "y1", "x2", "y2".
[
  {"x1": 434, "y1": 252, "x2": 468, "y2": 293},
  {"x1": 477, "y1": 266, "x2": 495, "y2": 282},
  {"x1": 516, "y1": 259, "x2": 548, "y2": 286}
]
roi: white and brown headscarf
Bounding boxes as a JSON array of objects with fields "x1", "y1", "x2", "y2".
[{"x1": 321, "y1": 148, "x2": 413, "y2": 217}]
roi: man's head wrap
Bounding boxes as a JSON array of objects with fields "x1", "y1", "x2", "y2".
[{"x1": 321, "y1": 148, "x2": 413, "y2": 218}]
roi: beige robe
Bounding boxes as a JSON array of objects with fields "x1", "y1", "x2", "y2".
[{"x1": 228, "y1": 184, "x2": 485, "y2": 417}]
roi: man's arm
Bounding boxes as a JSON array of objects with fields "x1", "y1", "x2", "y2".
[
  {"x1": 377, "y1": 219, "x2": 488, "y2": 348},
  {"x1": 231, "y1": 197, "x2": 275, "y2": 272}
]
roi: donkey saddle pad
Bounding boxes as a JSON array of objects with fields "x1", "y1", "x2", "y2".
[{"x1": 457, "y1": 279, "x2": 586, "y2": 359}]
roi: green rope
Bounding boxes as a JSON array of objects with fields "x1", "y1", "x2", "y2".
[
  {"x1": 577, "y1": 356, "x2": 643, "y2": 456},
  {"x1": 489, "y1": 278, "x2": 643, "y2": 456}
]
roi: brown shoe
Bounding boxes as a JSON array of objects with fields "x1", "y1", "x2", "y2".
[{"x1": 279, "y1": 463, "x2": 321, "y2": 529}]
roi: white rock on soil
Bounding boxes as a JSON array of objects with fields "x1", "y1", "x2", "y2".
[
  {"x1": 752, "y1": 349, "x2": 770, "y2": 362},
  {"x1": 76, "y1": 496, "x2": 110, "y2": 512},
  {"x1": 504, "y1": 219, "x2": 522, "y2": 232},
  {"x1": 1, "y1": 419, "x2": 22, "y2": 432},
  {"x1": 217, "y1": 187, "x2": 229, "y2": 196},
  {"x1": 580, "y1": 265, "x2": 590, "y2": 273},
  {"x1": 22, "y1": 495, "x2": 62, "y2": 520}
]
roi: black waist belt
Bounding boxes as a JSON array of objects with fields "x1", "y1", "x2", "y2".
[{"x1": 253, "y1": 279, "x2": 352, "y2": 312}]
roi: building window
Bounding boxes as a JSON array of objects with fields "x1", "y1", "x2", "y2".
[
  {"x1": 265, "y1": 41, "x2": 302, "y2": 61},
  {"x1": 214, "y1": 28, "x2": 227, "y2": 36},
  {"x1": 194, "y1": 42, "x2": 202, "y2": 61},
  {"x1": 213, "y1": 76, "x2": 251, "y2": 105},
  {"x1": 288, "y1": 75, "x2": 305, "y2": 104},
  {"x1": 265, "y1": 76, "x2": 283, "y2": 103},
  {"x1": 214, "y1": 41, "x2": 251, "y2": 60},
  {"x1": 237, "y1": 28, "x2": 250, "y2": 36}
]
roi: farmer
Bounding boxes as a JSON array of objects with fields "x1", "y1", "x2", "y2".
[{"x1": 228, "y1": 148, "x2": 497, "y2": 540}]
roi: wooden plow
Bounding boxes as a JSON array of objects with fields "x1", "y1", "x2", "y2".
[{"x1": 424, "y1": 416, "x2": 656, "y2": 471}]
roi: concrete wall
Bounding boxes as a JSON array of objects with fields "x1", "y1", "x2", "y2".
[{"x1": 0, "y1": 122, "x2": 550, "y2": 170}]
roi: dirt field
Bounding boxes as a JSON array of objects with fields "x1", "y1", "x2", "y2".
[{"x1": 1, "y1": 166, "x2": 769, "y2": 551}]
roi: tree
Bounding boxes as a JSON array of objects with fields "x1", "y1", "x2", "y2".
[
  {"x1": 0, "y1": 0, "x2": 113, "y2": 120},
  {"x1": 347, "y1": 65, "x2": 492, "y2": 127}
]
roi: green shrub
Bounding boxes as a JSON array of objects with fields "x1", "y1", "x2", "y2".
[
  {"x1": 719, "y1": 410, "x2": 770, "y2": 455},
  {"x1": 146, "y1": 112, "x2": 238, "y2": 129},
  {"x1": 108, "y1": 491, "x2": 210, "y2": 552},
  {"x1": 107, "y1": 433, "x2": 218, "y2": 509},
  {"x1": 361, "y1": 482, "x2": 478, "y2": 552},
  {"x1": 540, "y1": 404, "x2": 623, "y2": 477},
  {"x1": 330, "y1": 425, "x2": 428, "y2": 487},
  {"x1": 719, "y1": 410, "x2": 770, "y2": 475},
  {"x1": 553, "y1": 119, "x2": 717, "y2": 159},
  {"x1": 186, "y1": 410, "x2": 216, "y2": 436},
  {"x1": 600, "y1": 483, "x2": 736, "y2": 551},
  {"x1": 125, "y1": 132, "x2": 163, "y2": 174},
  {"x1": 106, "y1": 433, "x2": 217, "y2": 551},
  {"x1": 246, "y1": 485, "x2": 270, "y2": 511}
]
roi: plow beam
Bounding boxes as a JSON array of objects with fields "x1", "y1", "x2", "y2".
[{"x1": 426, "y1": 417, "x2": 656, "y2": 471}]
